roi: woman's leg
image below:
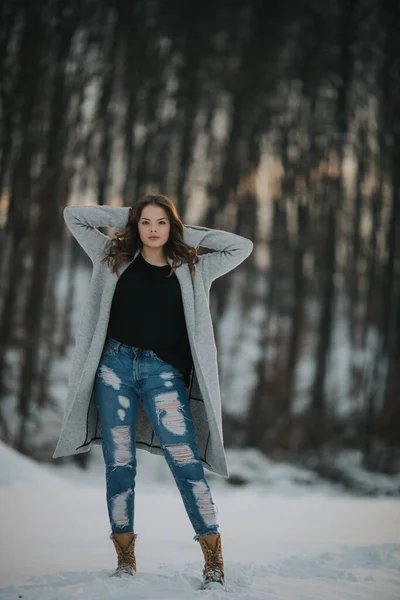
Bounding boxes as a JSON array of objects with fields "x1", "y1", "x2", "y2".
[
  {"x1": 140, "y1": 354, "x2": 220, "y2": 541},
  {"x1": 94, "y1": 340, "x2": 140, "y2": 541}
]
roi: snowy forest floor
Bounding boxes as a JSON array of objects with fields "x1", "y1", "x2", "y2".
[{"x1": 0, "y1": 441, "x2": 399, "y2": 600}]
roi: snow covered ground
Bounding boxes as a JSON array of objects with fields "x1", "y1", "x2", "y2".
[{"x1": 0, "y1": 440, "x2": 399, "y2": 600}]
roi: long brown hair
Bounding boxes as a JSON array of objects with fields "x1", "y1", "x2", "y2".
[{"x1": 100, "y1": 194, "x2": 199, "y2": 279}]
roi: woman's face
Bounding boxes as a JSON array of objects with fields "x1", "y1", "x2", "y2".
[{"x1": 137, "y1": 204, "x2": 171, "y2": 249}]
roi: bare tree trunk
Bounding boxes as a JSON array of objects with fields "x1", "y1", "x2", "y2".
[
  {"x1": 309, "y1": 190, "x2": 337, "y2": 447},
  {"x1": 245, "y1": 197, "x2": 284, "y2": 453},
  {"x1": 58, "y1": 234, "x2": 82, "y2": 355},
  {"x1": 0, "y1": 1, "x2": 19, "y2": 214},
  {"x1": 349, "y1": 128, "x2": 367, "y2": 344},
  {"x1": 96, "y1": 8, "x2": 118, "y2": 207},
  {"x1": 284, "y1": 199, "x2": 309, "y2": 417}
]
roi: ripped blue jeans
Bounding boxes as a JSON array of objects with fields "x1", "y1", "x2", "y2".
[{"x1": 94, "y1": 336, "x2": 220, "y2": 542}]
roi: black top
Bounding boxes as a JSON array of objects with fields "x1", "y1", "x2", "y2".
[{"x1": 106, "y1": 252, "x2": 193, "y2": 387}]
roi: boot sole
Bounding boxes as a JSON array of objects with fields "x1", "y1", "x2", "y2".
[{"x1": 202, "y1": 580, "x2": 226, "y2": 591}]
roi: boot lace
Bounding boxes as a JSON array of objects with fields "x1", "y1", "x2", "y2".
[{"x1": 203, "y1": 546, "x2": 224, "y2": 584}]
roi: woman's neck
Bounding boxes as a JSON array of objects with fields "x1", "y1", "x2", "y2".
[{"x1": 140, "y1": 248, "x2": 168, "y2": 266}]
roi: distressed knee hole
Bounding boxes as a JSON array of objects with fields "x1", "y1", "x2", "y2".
[
  {"x1": 117, "y1": 396, "x2": 129, "y2": 422},
  {"x1": 118, "y1": 395, "x2": 130, "y2": 409},
  {"x1": 189, "y1": 480, "x2": 217, "y2": 527},
  {"x1": 165, "y1": 443, "x2": 197, "y2": 465},
  {"x1": 110, "y1": 489, "x2": 133, "y2": 528},
  {"x1": 155, "y1": 391, "x2": 186, "y2": 435},
  {"x1": 111, "y1": 425, "x2": 132, "y2": 466},
  {"x1": 160, "y1": 371, "x2": 174, "y2": 380},
  {"x1": 99, "y1": 365, "x2": 121, "y2": 390}
]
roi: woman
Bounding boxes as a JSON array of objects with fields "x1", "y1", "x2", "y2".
[{"x1": 53, "y1": 194, "x2": 253, "y2": 589}]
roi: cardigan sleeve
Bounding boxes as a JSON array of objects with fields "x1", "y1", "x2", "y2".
[
  {"x1": 183, "y1": 224, "x2": 253, "y2": 284},
  {"x1": 63, "y1": 205, "x2": 131, "y2": 262}
]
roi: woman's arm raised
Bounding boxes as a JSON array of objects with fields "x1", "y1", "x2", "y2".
[
  {"x1": 63, "y1": 205, "x2": 130, "y2": 262},
  {"x1": 183, "y1": 224, "x2": 253, "y2": 285}
]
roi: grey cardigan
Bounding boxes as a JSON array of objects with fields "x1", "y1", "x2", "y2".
[{"x1": 52, "y1": 205, "x2": 253, "y2": 477}]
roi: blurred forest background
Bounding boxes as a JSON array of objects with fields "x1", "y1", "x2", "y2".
[{"x1": 0, "y1": 0, "x2": 399, "y2": 485}]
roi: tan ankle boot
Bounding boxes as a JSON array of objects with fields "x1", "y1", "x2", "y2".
[
  {"x1": 111, "y1": 533, "x2": 137, "y2": 576},
  {"x1": 198, "y1": 533, "x2": 225, "y2": 589}
]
